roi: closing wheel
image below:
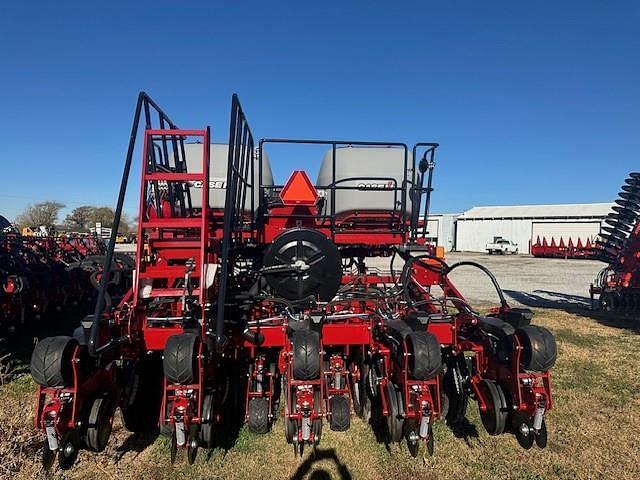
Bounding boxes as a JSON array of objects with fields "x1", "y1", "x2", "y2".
[
  {"x1": 404, "y1": 418, "x2": 420, "y2": 457},
  {"x1": 170, "y1": 429, "x2": 178, "y2": 465},
  {"x1": 248, "y1": 398, "x2": 270, "y2": 434},
  {"x1": 329, "y1": 395, "x2": 350, "y2": 432},
  {"x1": 85, "y1": 395, "x2": 114, "y2": 452},
  {"x1": 187, "y1": 425, "x2": 198, "y2": 465},
  {"x1": 426, "y1": 423, "x2": 434, "y2": 456},
  {"x1": 200, "y1": 393, "x2": 215, "y2": 448},
  {"x1": 512, "y1": 412, "x2": 534, "y2": 450},
  {"x1": 535, "y1": 418, "x2": 548, "y2": 448},
  {"x1": 58, "y1": 430, "x2": 79, "y2": 470},
  {"x1": 292, "y1": 330, "x2": 320, "y2": 380},
  {"x1": 386, "y1": 382, "x2": 404, "y2": 443},
  {"x1": 478, "y1": 379, "x2": 507, "y2": 436}
]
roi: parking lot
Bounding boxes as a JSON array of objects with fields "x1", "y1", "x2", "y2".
[{"x1": 370, "y1": 252, "x2": 606, "y2": 309}]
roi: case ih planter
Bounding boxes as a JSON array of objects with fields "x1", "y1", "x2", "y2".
[{"x1": 30, "y1": 93, "x2": 557, "y2": 469}]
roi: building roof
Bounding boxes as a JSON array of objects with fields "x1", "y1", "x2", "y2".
[{"x1": 458, "y1": 203, "x2": 613, "y2": 220}]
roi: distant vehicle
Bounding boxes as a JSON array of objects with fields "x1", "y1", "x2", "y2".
[{"x1": 486, "y1": 238, "x2": 518, "y2": 255}]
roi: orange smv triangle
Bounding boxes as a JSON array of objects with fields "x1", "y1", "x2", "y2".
[{"x1": 280, "y1": 170, "x2": 318, "y2": 206}]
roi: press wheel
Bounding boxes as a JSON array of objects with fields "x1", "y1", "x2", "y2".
[
  {"x1": 187, "y1": 425, "x2": 198, "y2": 465},
  {"x1": 535, "y1": 418, "x2": 548, "y2": 448},
  {"x1": 42, "y1": 446, "x2": 55, "y2": 470},
  {"x1": 170, "y1": 429, "x2": 178, "y2": 465}
]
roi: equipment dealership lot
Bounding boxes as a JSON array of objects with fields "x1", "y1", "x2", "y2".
[{"x1": 442, "y1": 252, "x2": 605, "y2": 307}]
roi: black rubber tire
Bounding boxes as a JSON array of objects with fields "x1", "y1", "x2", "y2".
[
  {"x1": 163, "y1": 333, "x2": 200, "y2": 384},
  {"x1": 248, "y1": 398, "x2": 270, "y2": 434},
  {"x1": 406, "y1": 331, "x2": 442, "y2": 380},
  {"x1": 329, "y1": 395, "x2": 350, "y2": 432},
  {"x1": 121, "y1": 358, "x2": 163, "y2": 434},
  {"x1": 292, "y1": 330, "x2": 320, "y2": 380},
  {"x1": 517, "y1": 325, "x2": 557, "y2": 372},
  {"x1": 30, "y1": 336, "x2": 77, "y2": 387}
]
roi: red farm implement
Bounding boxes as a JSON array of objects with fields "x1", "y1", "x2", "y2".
[
  {"x1": 590, "y1": 172, "x2": 640, "y2": 312},
  {"x1": 30, "y1": 93, "x2": 557, "y2": 469},
  {"x1": 0, "y1": 219, "x2": 118, "y2": 350},
  {"x1": 531, "y1": 235, "x2": 594, "y2": 259}
]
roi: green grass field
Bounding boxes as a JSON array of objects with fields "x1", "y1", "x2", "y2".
[{"x1": 1, "y1": 309, "x2": 638, "y2": 480}]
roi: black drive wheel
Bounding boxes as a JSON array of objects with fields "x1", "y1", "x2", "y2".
[
  {"x1": 58, "y1": 430, "x2": 79, "y2": 470},
  {"x1": 248, "y1": 398, "x2": 270, "y2": 434},
  {"x1": 163, "y1": 333, "x2": 200, "y2": 385},
  {"x1": 329, "y1": 395, "x2": 350, "y2": 432},
  {"x1": 30, "y1": 336, "x2": 78, "y2": 388},
  {"x1": 516, "y1": 325, "x2": 557, "y2": 372},
  {"x1": 512, "y1": 412, "x2": 534, "y2": 450},
  {"x1": 386, "y1": 382, "x2": 404, "y2": 443},
  {"x1": 121, "y1": 358, "x2": 164, "y2": 434},
  {"x1": 85, "y1": 395, "x2": 114, "y2": 452},
  {"x1": 478, "y1": 379, "x2": 507, "y2": 436},
  {"x1": 200, "y1": 393, "x2": 215, "y2": 449},
  {"x1": 406, "y1": 331, "x2": 442, "y2": 380},
  {"x1": 292, "y1": 330, "x2": 320, "y2": 380}
]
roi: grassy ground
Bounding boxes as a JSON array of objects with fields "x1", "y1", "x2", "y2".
[{"x1": 1, "y1": 308, "x2": 638, "y2": 480}]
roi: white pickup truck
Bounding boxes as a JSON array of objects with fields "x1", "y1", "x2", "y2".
[{"x1": 486, "y1": 238, "x2": 518, "y2": 255}]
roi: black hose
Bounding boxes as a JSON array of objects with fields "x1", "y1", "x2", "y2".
[{"x1": 446, "y1": 261, "x2": 508, "y2": 308}]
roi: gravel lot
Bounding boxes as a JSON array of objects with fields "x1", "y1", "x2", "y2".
[{"x1": 370, "y1": 252, "x2": 607, "y2": 309}]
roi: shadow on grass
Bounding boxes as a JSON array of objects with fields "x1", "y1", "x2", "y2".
[
  {"x1": 447, "y1": 418, "x2": 479, "y2": 446},
  {"x1": 504, "y1": 289, "x2": 640, "y2": 332},
  {"x1": 289, "y1": 448, "x2": 352, "y2": 480},
  {"x1": 115, "y1": 431, "x2": 159, "y2": 462}
]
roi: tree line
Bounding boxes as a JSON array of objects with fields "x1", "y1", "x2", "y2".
[{"x1": 14, "y1": 201, "x2": 133, "y2": 233}]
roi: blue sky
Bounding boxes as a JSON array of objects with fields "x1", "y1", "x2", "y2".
[{"x1": 0, "y1": 1, "x2": 638, "y2": 221}]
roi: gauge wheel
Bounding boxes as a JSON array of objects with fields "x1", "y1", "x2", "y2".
[
  {"x1": 478, "y1": 379, "x2": 507, "y2": 436},
  {"x1": 386, "y1": 382, "x2": 404, "y2": 443}
]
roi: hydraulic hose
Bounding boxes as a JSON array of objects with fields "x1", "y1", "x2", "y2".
[{"x1": 446, "y1": 261, "x2": 508, "y2": 308}]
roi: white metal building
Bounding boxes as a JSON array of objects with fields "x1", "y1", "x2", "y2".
[
  {"x1": 455, "y1": 203, "x2": 612, "y2": 253},
  {"x1": 424, "y1": 214, "x2": 459, "y2": 252}
]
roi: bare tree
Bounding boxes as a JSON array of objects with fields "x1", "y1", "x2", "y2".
[
  {"x1": 15, "y1": 201, "x2": 65, "y2": 228},
  {"x1": 64, "y1": 206, "x2": 94, "y2": 232}
]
